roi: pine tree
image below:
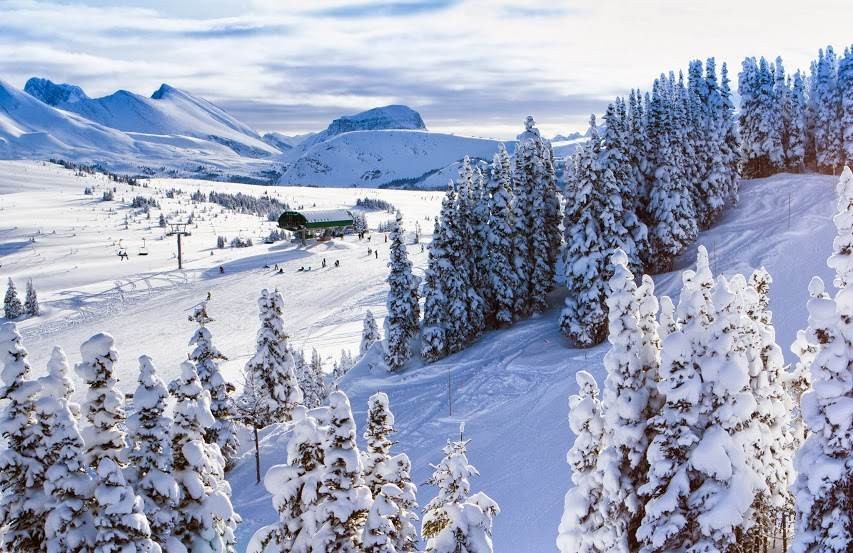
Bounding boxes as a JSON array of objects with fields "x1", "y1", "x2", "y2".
[
  {"x1": 360, "y1": 310, "x2": 381, "y2": 357},
  {"x1": 24, "y1": 279, "x2": 39, "y2": 317},
  {"x1": 189, "y1": 300, "x2": 239, "y2": 470},
  {"x1": 385, "y1": 212, "x2": 421, "y2": 371},
  {"x1": 786, "y1": 71, "x2": 808, "y2": 172},
  {"x1": 598, "y1": 249, "x2": 656, "y2": 552},
  {"x1": 127, "y1": 356, "x2": 180, "y2": 549},
  {"x1": 4, "y1": 277, "x2": 23, "y2": 319},
  {"x1": 333, "y1": 349, "x2": 354, "y2": 381},
  {"x1": 41, "y1": 360, "x2": 94, "y2": 553},
  {"x1": 840, "y1": 46, "x2": 853, "y2": 166},
  {"x1": 298, "y1": 348, "x2": 327, "y2": 408},
  {"x1": 241, "y1": 289, "x2": 303, "y2": 425},
  {"x1": 646, "y1": 77, "x2": 698, "y2": 272},
  {"x1": 247, "y1": 406, "x2": 326, "y2": 553},
  {"x1": 486, "y1": 145, "x2": 517, "y2": 327},
  {"x1": 813, "y1": 47, "x2": 843, "y2": 174},
  {"x1": 790, "y1": 167, "x2": 853, "y2": 552},
  {"x1": 313, "y1": 390, "x2": 372, "y2": 552},
  {"x1": 362, "y1": 485, "x2": 399, "y2": 553},
  {"x1": 75, "y1": 333, "x2": 158, "y2": 553},
  {"x1": 362, "y1": 392, "x2": 396, "y2": 497},
  {"x1": 422, "y1": 439, "x2": 499, "y2": 553},
  {"x1": 556, "y1": 370, "x2": 606, "y2": 553},
  {"x1": 171, "y1": 362, "x2": 239, "y2": 553},
  {"x1": 719, "y1": 62, "x2": 741, "y2": 203},
  {"x1": 560, "y1": 117, "x2": 638, "y2": 346},
  {"x1": 450, "y1": 163, "x2": 486, "y2": 341},
  {"x1": 378, "y1": 453, "x2": 419, "y2": 552},
  {"x1": 0, "y1": 322, "x2": 47, "y2": 551}
]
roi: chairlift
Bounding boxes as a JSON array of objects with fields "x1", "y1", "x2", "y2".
[{"x1": 138, "y1": 238, "x2": 149, "y2": 256}]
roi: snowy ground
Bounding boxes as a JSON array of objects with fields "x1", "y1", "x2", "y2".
[{"x1": 0, "y1": 160, "x2": 839, "y2": 552}]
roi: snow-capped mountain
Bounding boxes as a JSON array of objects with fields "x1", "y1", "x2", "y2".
[
  {"x1": 24, "y1": 78, "x2": 278, "y2": 158},
  {"x1": 278, "y1": 129, "x2": 514, "y2": 188},
  {"x1": 299, "y1": 104, "x2": 426, "y2": 149}
]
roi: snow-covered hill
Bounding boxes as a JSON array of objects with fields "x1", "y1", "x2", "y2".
[
  {"x1": 279, "y1": 129, "x2": 515, "y2": 188},
  {"x1": 25, "y1": 78, "x2": 279, "y2": 158},
  {"x1": 299, "y1": 104, "x2": 426, "y2": 149},
  {"x1": 0, "y1": 160, "x2": 839, "y2": 551}
]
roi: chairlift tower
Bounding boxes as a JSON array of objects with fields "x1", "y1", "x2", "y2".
[{"x1": 166, "y1": 222, "x2": 191, "y2": 269}]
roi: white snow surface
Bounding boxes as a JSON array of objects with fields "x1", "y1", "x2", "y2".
[{"x1": 0, "y1": 160, "x2": 841, "y2": 551}]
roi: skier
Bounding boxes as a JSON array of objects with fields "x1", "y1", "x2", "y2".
[
  {"x1": 219, "y1": 265, "x2": 224, "y2": 274},
  {"x1": 375, "y1": 250, "x2": 378, "y2": 259},
  {"x1": 322, "y1": 258, "x2": 327, "y2": 268},
  {"x1": 335, "y1": 259, "x2": 340, "y2": 267}
]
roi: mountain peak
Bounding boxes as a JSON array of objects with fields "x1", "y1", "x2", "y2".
[
  {"x1": 329, "y1": 104, "x2": 426, "y2": 134},
  {"x1": 151, "y1": 83, "x2": 179, "y2": 99},
  {"x1": 24, "y1": 77, "x2": 89, "y2": 106}
]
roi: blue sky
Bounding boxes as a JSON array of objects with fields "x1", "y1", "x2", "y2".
[{"x1": 1, "y1": 0, "x2": 851, "y2": 138}]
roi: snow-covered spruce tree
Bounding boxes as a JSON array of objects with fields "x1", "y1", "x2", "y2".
[
  {"x1": 188, "y1": 300, "x2": 239, "y2": 470},
  {"x1": 786, "y1": 70, "x2": 809, "y2": 172},
  {"x1": 451, "y1": 162, "x2": 486, "y2": 342},
  {"x1": 170, "y1": 361, "x2": 239, "y2": 553},
  {"x1": 487, "y1": 145, "x2": 517, "y2": 327},
  {"x1": 422, "y1": 438, "x2": 500, "y2": 553},
  {"x1": 636, "y1": 266, "x2": 707, "y2": 551},
  {"x1": 468, "y1": 164, "x2": 493, "y2": 323},
  {"x1": 840, "y1": 46, "x2": 853, "y2": 166},
  {"x1": 24, "y1": 279, "x2": 39, "y2": 317},
  {"x1": 362, "y1": 392, "x2": 396, "y2": 497},
  {"x1": 362, "y1": 484, "x2": 400, "y2": 553},
  {"x1": 0, "y1": 323, "x2": 46, "y2": 551},
  {"x1": 646, "y1": 77, "x2": 698, "y2": 272},
  {"x1": 379, "y1": 453, "x2": 419, "y2": 552},
  {"x1": 360, "y1": 310, "x2": 381, "y2": 357},
  {"x1": 813, "y1": 47, "x2": 843, "y2": 174},
  {"x1": 688, "y1": 275, "x2": 761, "y2": 551},
  {"x1": 560, "y1": 116, "x2": 637, "y2": 347},
  {"x1": 313, "y1": 390, "x2": 372, "y2": 552},
  {"x1": 41, "y1": 349, "x2": 94, "y2": 553},
  {"x1": 742, "y1": 269, "x2": 796, "y2": 544},
  {"x1": 300, "y1": 348, "x2": 328, "y2": 408},
  {"x1": 74, "y1": 333, "x2": 158, "y2": 552},
  {"x1": 556, "y1": 370, "x2": 606, "y2": 553},
  {"x1": 333, "y1": 350, "x2": 354, "y2": 381},
  {"x1": 790, "y1": 167, "x2": 853, "y2": 552},
  {"x1": 247, "y1": 406, "x2": 326, "y2": 553},
  {"x1": 788, "y1": 277, "x2": 829, "y2": 448},
  {"x1": 241, "y1": 289, "x2": 303, "y2": 425},
  {"x1": 385, "y1": 212, "x2": 421, "y2": 371},
  {"x1": 4, "y1": 277, "x2": 23, "y2": 319},
  {"x1": 719, "y1": 62, "x2": 741, "y2": 204},
  {"x1": 597, "y1": 249, "x2": 656, "y2": 551},
  {"x1": 127, "y1": 356, "x2": 180, "y2": 549}
]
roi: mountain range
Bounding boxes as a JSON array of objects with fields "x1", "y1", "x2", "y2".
[{"x1": 1, "y1": 77, "x2": 581, "y2": 187}]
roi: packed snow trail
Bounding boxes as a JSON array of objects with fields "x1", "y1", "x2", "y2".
[{"x1": 0, "y1": 161, "x2": 840, "y2": 551}]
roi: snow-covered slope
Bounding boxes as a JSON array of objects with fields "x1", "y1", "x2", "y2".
[
  {"x1": 25, "y1": 78, "x2": 279, "y2": 158},
  {"x1": 279, "y1": 129, "x2": 514, "y2": 188},
  {"x1": 0, "y1": 161, "x2": 839, "y2": 551}
]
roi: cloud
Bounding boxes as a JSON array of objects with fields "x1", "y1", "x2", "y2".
[{"x1": 1, "y1": 0, "x2": 851, "y2": 138}]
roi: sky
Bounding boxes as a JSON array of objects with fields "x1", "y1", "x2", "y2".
[{"x1": 0, "y1": 0, "x2": 851, "y2": 139}]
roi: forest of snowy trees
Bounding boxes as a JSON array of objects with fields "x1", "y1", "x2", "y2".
[
  {"x1": 557, "y1": 167, "x2": 853, "y2": 553},
  {"x1": 739, "y1": 46, "x2": 853, "y2": 177}
]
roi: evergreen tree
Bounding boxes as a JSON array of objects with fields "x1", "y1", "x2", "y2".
[
  {"x1": 422, "y1": 439, "x2": 499, "y2": 553},
  {"x1": 75, "y1": 333, "x2": 158, "y2": 552},
  {"x1": 127, "y1": 356, "x2": 180, "y2": 549},
  {"x1": 646, "y1": 77, "x2": 698, "y2": 272},
  {"x1": 840, "y1": 46, "x2": 853, "y2": 166},
  {"x1": 188, "y1": 300, "x2": 239, "y2": 470},
  {"x1": 379, "y1": 453, "x2": 419, "y2": 553},
  {"x1": 791, "y1": 167, "x2": 853, "y2": 552},
  {"x1": 41, "y1": 350, "x2": 94, "y2": 553},
  {"x1": 598, "y1": 249, "x2": 656, "y2": 552},
  {"x1": 362, "y1": 485, "x2": 400, "y2": 553},
  {"x1": 486, "y1": 145, "x2": 517, "y2": 327},
  {"x1": 556, "y1": 371, "x2": 606, "y2": 553},
  {"x1": 385, "y1": 212, "x2": 421, "y2": 371},
  {"x1": 241, "y1": 289, "x2": 303, "y2": 425},
  {"x1": 813, "y1": 47, "x2": 843, "y2": 174},
  {"x1": 362, "y1": 392, "x2": 396, "y2": 497},
  {"x1": 4, "y1": 277, "x2": 23, "y2": 319},
  {"x1": 360, "y1": 310, "x2": 381, "y2": 357},
  {"x1": 560, "y1": 117, "x2": 639, "y2": 346},
  {"x1": 450, "y1": 163, "x2": 486, "y2": 341},
  {"x1": 786, "y1": 71, "x2": 808, "y2": 172},
  {"x1": 0, "y1": 322, "x2": 46, "y2": 551},
  {"x1": 313, "y1": 391, "x2": 372, "y2": 552},
  {"x1": 333, "y1": 350, "x2": 354, "y2": 381},
  {"x1": 719, "y1": 62, "x2": 741, "y2": 203},
  {"x1": 24, "y1": 279, "x2": 39, "y2": 317},
  {"x1": 247, "y1": 406, "x2": 326, "y2": 553},
  {"x1": 299, "y1": 348, "x2": 327, "y2": 409},
  {"x1": 170, "y1": 362, "x2": 239, "y2": 553}
]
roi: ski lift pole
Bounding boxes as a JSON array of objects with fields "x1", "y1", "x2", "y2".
[{"x1": 166, "y1": 222, "x2": 191, "y2": 270}]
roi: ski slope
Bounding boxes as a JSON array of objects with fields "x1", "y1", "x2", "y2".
[{"x1": 0, "y1": 160, "x2": 839, "y2": 551}]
